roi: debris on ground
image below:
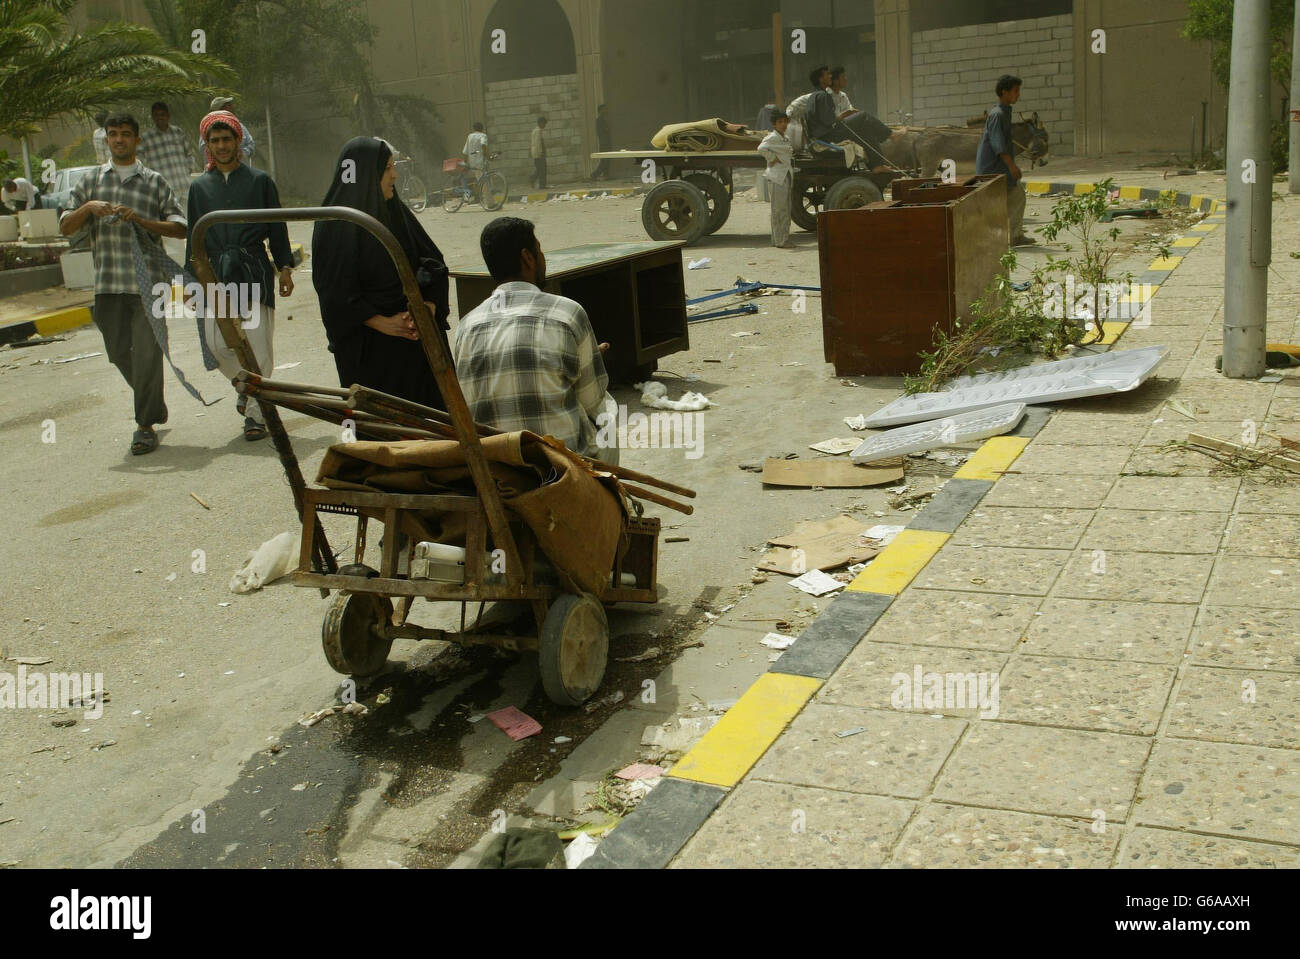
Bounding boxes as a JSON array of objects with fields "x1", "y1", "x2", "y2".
[
  {"x1": 229, "y1": 531, "x2": 297, "y2": 593},
  {"x1": 760, "y1": 632, "x2": 796, "y2": 650},
  {"x1": 888, "y1": 483, "x2": 946, "y2": 511},
  {"x1": 299, "y1": 702, "x2": 369, "y2": 727},
  {"x1": 615, "y1": 646, "x2": 663, "y2": 663},
  {"x1": 789, "y1": 569, "x2": 846, "y2": 596},
  {"x1": 809, "y1": 437, "x2": 859, "y2": 455},
  {"x1": 583, "y1": 690, "x2": 625, "y2": 714},
  {"x1": 637, "y1": 380, "x2": 714, "y2": 411},
  {"x1": 759, "y1": 514, "x2": 880, "y2": 574},
  {"x1": 1182, "y1": 433, "x2": 1300, "y2": 477},
  {"x1": 487, "y1": 706, "x2": 543, "y2": 741},
  {"x1": 844, "y1": 414, "x2": 869, "y2": 431},
  {"x1": 761, "y1": 456, "x2": 904, "y2": 488},
  {"x1": 563, "y1": 831, "x2": 601, "y2": 868},
  {"x1": 615, "y1": 763, "x2": 665, "y2": 780},
  {"x1": 863, "y1": 524, "x2": 906, "y2": 546}
]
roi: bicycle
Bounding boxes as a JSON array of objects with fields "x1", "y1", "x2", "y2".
[
  {"x1": 394, "y1": 155, "x2": 426, "y2": 212},
  {"x1": 442, "y1": 152, "x2": 508, "y2": 213}
]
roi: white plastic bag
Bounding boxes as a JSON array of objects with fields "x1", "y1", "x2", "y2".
[{"x1": 229, "y1": 531, "x2": 298, "y2": 594}]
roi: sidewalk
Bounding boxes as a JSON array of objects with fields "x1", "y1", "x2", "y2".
[{"x1": 588, "y1": 195, "x2": 1300, "y2": 869}]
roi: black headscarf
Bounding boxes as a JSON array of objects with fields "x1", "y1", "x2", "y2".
[{"x1": 313, "y1": 136, "x2": 451, "y2": 341}]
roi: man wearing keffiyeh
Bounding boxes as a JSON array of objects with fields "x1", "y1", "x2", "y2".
[{"x1": 187, "y1": 110, "x2": 295, "y2": 441}]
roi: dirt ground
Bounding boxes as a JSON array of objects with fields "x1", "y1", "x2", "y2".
[{"x1": 0, "y1": 161, "x2": 1217, "y2": 868}]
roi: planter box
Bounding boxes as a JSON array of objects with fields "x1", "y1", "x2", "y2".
[
  {"x1": 0, "y1": 263, "x2": 64, "y2": 297},
  {"x1": 61, "y1": 250, "x2": 94, "y2": 290},
  {"x1": 18, "y1": 209, "x2": 60, "y2": 240},
  {"x1": 0, "y1": 216, "x2": 18, "y2": 242}
]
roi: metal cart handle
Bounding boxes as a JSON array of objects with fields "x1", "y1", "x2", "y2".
[{"x1": 189, "y1": 206, "x2": 525, "y2": 590}]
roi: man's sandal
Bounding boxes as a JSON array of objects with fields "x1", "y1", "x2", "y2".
[
  {"x1": 243, "y1": 417, "x2": 268, "y2": 442},
  {"x1": 130, "y1": 428, "x2": 159, "y2": 456}
]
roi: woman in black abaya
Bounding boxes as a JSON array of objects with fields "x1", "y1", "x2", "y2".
[{"x1": 313, "y1": 137, "x2": 452, "y2": 409}]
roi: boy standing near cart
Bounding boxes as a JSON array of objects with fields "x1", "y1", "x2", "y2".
[{"x1": 758, "y1": 112, "x2": 794, "y2": 249}]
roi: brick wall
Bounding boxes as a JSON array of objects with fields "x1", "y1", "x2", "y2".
[
  {"x1": 484, "y1": 73, "x2": 585, "y2": 188},
  {"x1": 911, "y1": 14, "x2": 1074, "y2": 155}
]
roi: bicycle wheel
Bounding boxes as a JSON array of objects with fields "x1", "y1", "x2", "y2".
[
  {"x1": 479, "y1": 171, "x2": 508, "y2": 211},
  {"x1": 403, "y1": 174, "x2": 427, "y2": 212},
  {"x1": 442, "y1": 174, "x2": 464, "y2": 213}
]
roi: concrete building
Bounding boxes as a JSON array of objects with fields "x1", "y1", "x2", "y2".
[{"x1": 10, "y1": 1, "x2": 1264, "y2": 197}]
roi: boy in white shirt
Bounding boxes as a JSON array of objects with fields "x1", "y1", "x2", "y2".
[
  {"x1": 463, "y1": 122, "x2": 488, "y2": 172},
  {"x1": 758, "y1": 112, "x2": 794, "y2": 249}
]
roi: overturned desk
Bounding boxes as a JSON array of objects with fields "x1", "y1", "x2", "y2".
[{"x1": 451, "y1": 241, "x2": 689, "y2": 383}]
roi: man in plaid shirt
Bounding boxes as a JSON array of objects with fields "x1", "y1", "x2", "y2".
[
  {"x1": 60, "y1": 112, "x2": 186, "y2": 456},
  {"x1": 139, "y1": 102, "x2": 196, "y2": 205},
  {"x1": 453, "y1": 217, "x2": 616, "y2": 462}
]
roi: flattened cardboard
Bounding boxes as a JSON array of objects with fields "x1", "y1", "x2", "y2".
[
  {"x1": 759, "y1": 514, "x2": 881, "y2": 574},
  {"x1": 761, "y1": 456, "x2": 904, "y2": 488}
]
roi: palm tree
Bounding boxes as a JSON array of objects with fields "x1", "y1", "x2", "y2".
[{"x1": 0, "y1": 0, "x2": 233, "y2": 143}]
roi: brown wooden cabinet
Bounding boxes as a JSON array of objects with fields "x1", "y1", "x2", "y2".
[{"x1": 817, "y1": 174, "x2": 1009, "y2": 376}]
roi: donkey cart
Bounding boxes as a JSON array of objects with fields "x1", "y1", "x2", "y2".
[{"x1": 191, "y1": 207, "x2": 696, "y2": 706}]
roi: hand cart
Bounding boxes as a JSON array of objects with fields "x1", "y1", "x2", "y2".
[{"x1": 191, "y1": 207, "x2": 696, "y2": 706}]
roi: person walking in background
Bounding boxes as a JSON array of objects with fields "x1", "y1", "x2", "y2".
[
  {"x1": 755, "y1": 94, "x2": 778, "y2": 132},
  {"x1": 59, "y1": 112, "x2": 186, "y2": 456},
  {"x1": 312, "y1": 136, "x2": 453, "y2": 410},
  {"x1": 139, "y1": 102, "x2": 197, "y2": 210},
  {"x1": 758, "y1": 112, "x2": 794, "y2": 250},
  {"x1": 187, "y1": 111, "x2": 294, "y2": 442},
  {"x1": 199, "y1": 96, "x2": 256, "y2": 165},
  {"x1": 529, "y1": 116, "x2": 548, "y2": 190},
  {"x1": 976, "y1": 74, "x2": 1031, "y2": 246},
  {"x1": 92, "y1": 112, "x2": 110, "y2": 164},
  {"x1": 590, "y1": 104, "x2": 612, "y2": 181}
]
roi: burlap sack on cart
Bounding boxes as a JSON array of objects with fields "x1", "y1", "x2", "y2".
[
  {"x1": 316, "y1": 431, "x2": 627, "y2": 595},
  {"x1": 651, "y1": 118, "x2": 764, "y2": 152}
]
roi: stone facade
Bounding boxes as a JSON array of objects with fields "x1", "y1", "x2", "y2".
[
  {"x1": 485, "y1": 73, "x2": 586, "y2": 188},
  {"x1": 910, "y1": 13, "x2": 1075, "y2": 155}
]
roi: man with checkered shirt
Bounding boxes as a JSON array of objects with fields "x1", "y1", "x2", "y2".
[
  {"x1": 60, "y1": 112, "x2": 186, "y2": 456},
  {"x1": 453, "y1": 217, "x2": 618, "y2": 464}
]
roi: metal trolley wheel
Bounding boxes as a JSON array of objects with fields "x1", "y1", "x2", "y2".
[
  {"x1": 824, "y1": 176, "x2": 883, "y2": 212},
  {"x1": 683, "y1": 172, "x2": 731, "y2": 236},
  {"x1": 442, "y1": 174, "x2": 466, "y2": 213},
  {"x1": 322, "y1": 592, "x2": 394, "y2": 677},
  {"x1": 538, "y1": 592, "x2": 609, "y2": 707},
  {"x1": 790, "y1": 178, "x2": 827, "y2": 232},
  {"x1": 641, "y1": 179, "x2": 709, "y2": 245},
  {"x1": 402, "y1": 174, "x2": 427, "y2": 212}
]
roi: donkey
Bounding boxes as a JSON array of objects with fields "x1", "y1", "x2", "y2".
[{"x1": 879, "y1": 113, "x2": 1050, "y2": 178}]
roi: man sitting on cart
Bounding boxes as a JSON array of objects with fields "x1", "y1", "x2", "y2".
[{"x1": 452, "y1": 217, "x2": 619, "y2": 465}]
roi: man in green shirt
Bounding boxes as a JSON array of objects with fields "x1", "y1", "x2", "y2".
[{"x1": 186, "y1": 111, "x2": 295, "y2": 441}]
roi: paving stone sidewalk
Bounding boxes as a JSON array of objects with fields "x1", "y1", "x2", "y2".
[{"x1": 666, "y1": 199, "x2": 1300, "y2": 869}]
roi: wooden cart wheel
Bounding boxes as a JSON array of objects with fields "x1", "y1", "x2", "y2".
[
  {"x1": 538, "y1": 593, "x2": 609, "y2": 707},
  {"x1": 825, "y1": 176, "x2": 883, "y2": 212},
  {"x1": 641, "y1": 179, "x2": 709, "y2": 245},
  {"x1": 790, "y1": 177, "x2": 826, "y2": 232},
  {"x1": 684, "y1": 173, "x2": 731, "y2": 235},
  {"x1": 322, "y1": 592, "x2": 394, "y2": 677}
]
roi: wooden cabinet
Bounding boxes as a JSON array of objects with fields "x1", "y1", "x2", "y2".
[
  {"x1": 817, "y1": 174, "x2": 1009, "y2": 376},
  {"x1": 451, "y1": 241, "x2": 690, "y2": 384}
]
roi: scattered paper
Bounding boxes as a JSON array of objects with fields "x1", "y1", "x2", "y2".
[
  {"x1": 9, "y1": 656, "x2": 52, "y2": 666},
  {"x1": 835, "y1": 727, "x2": 867, "y2": 738},
  {"x1": 273, "y1": 362, "x2": 302, "y2": 371},
  {"x1": 1260, "y1": 374, "x2": 1283, "y2": 383},
  {"x1": 730, "y1": 331, "x2": 758, "y2": 338},
  {"x1": 687, "y1": 258, "x2": 712, "y2": 270},
  {"x1": 637, "y1": 380, "x2": 714, "y2": 412},
  {"x1": 789, "y1": 569, "x2": 845, "y2": 596},
  {"x1": 1165, "y1": 399, "x2": 1197, "y2": 420},
  {"x1": 486, "y1": 706, "x2": 541, "y2": 741},
  {"x1": 50, "y1": 352, "x2": 103, "y2": 365},
  {"x1": 760, "y1": 515, "x2": 880, "y2": 574},
  {"x1": 564, "y1": 831, "x2": 600, "y2": 868},
  {"x1": 760, "y1": 632, "x2": 796, "y2": 650},
  {"x1": 809, "y1": 437, "x2": 859, "y2": 455},
  {"x1": 863, "y1": 524, "x2": 906, "y2": 546},
  {"x1": 844, "y1": 415, "x2": 868, "y2": 431}
]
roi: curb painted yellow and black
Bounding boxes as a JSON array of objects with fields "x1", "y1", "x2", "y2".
[{"x1": 583, "y1": 182, "x2": 1225, "y2": 869}]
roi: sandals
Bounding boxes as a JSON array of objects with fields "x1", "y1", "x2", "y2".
[
  {"x1": 243, "y1": 417, "x2": 268, "y2": 442},
  {"x1": 130, "y1": 428, "x2": 158, "y2": 456}
]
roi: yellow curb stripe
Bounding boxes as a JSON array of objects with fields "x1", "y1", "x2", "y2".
[
  {"x1": 1073, "y1": 182, "x2": 1096, "y2": 195},
  {"x1": 953, "y1": 435, "x2": 1030, "y2": 481},
  {"x1": 32, "y1": 306, "x2": 93, "y2": 336},
  {"x1": 1189, "y1": 194, "x2": 1204, "y2": 208},
  {"x1": 1023, "y1": 181, "x2": 1051, "y2": 195},
  {"x1": 526, "y1": 192, "x2": 548, "y2": 203},
  {"x1": 847, "y1": 528, "x2": 949, "y2": 595},
  {"x1": 1100, "y1": 320, "x2": 1129, "y2": 345},
  {"x1": 1148, "y1": 255, "x2": 1184, "y2": 271},
  {"x1": 1170, "y1": 237, "x2": 1201, "y2": 248},
  {"x1": 1120, "y1": 283, "x2": 1159, "y2": 304},
  {"x1": 1119, "y1": 185, "x2": 1143, "y2": 200},
  {"x1": 668, "y1": 672, "x2": 822, "y2": 788},
  {"x1": 1191, "y1": 223, "x2": 1218, "y2": 232}
]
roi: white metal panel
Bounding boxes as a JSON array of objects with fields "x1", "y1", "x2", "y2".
[
  {"x1": 863, "y1": 347, "x2": 1168, "y2": 428},
  {"x1": 850, "y1": 403, "x2": 1026, "y2": 464}
]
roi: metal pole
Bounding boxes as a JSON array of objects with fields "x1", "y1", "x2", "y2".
[
  {"x1": 1290, "y1": 0, "x2": 1300, "y2": 192},
  {"x1": 20, "y1": 137, "x2": 33, "y2": 184},
  {"x1": 773, "y1": 12, "x2": 784, "y2": 111},
  {"x1": 1223, "y1": 0, "x2": 1271, "y2": 379},
  {"x1": 264, "y1": 102, "x2": 277, "y2": 180}
]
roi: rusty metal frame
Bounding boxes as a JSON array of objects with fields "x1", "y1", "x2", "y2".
[{"x1": 188, "y1": 206, "x2": 524, "y2": 590}]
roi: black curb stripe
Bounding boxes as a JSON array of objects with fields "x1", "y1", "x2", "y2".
[
  {"x1": 581, "y1": 778, "x2": 726, "y2": 869},
  {"x1": 906, "y1": 479, "x2": 996, "y2": 533},
  {"x1": 771, "y1": 590, "x2": 894, "y2": 680},
  {"x1": 0, "y1": 320, "x2": 37, "y2": 347}
]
